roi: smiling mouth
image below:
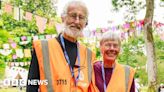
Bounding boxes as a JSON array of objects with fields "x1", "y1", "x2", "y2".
[
  {"x1": 70, "y1": 26, "x2": 81, "y2": 30},
  {"x1": 107, "y1": 54, "x2": 116, "y2": 57},
  {"x1": 106, "y1": 52, "x2": 117, "y2": 57}
]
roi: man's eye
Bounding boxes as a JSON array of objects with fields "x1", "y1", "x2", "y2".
[{"x1": 79, "y1": 16, "x2": 85, "y2": 19}]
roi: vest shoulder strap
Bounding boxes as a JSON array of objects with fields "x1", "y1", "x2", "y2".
[
  {"x1": 86, "y1": 48, "x2": 92, "y2": 83},
  {"x1": 41, "y1": 40, "x2": 54, "y2": 92},
  {"x1": 124, "y1": 65, "x2": 130, "y2": 92}
]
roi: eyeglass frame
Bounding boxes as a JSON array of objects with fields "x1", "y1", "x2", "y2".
[
  {"x1": 103, "y1": 42, "x2": 120, "y2": 49},
  {"x1": 66, "y1": 12, "x2": 88, "y2": 23}
]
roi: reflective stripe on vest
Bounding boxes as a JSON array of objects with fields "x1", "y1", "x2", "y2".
[
  {"x1": 124, "y1": 65, "x2": 130, "y2": 92},
  {"x1": 87, "y1": 48, "x2": 92, "y2": 83},
  {"x1": 41, "y1": 40, "x2": 54, "y2": 92}
]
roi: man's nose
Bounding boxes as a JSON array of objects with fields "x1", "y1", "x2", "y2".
[
  {"x1": 74, "y1": 17, "x2": 80, "y2": 23},
  {"x1": 109, "y1": 45, "x2": 114, "y2": 49}
]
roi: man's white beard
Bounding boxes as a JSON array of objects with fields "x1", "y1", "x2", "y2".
[{"x1": 63, "y1": 24, "x2": 83, "y2": 39}]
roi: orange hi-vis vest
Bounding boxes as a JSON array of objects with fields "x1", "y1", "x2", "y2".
[
  {"x1": 33, "y1": 38, "x2": 95, "y2": 92},
  {"x1": 92, "y1": 62, "x2": 135, "y2": 92}
]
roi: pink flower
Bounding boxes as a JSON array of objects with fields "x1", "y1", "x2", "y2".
[
  {"x1": 21, "y1": 36, "x2": 27, "y2": 41},
  {"x1": 12, "y1": 54, "x2": 17, "y2": 59},
  {"x1": 11, "y1": 42, "x2": 17, "y2": 48}
]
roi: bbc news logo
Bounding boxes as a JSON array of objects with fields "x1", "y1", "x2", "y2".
[{"x1": 0, "y1": 79, "x2": 48, "y2": 86}]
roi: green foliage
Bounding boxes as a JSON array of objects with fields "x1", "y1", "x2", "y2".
[
  {"x1": 1, "y1": 0, "x2": 58, "y2": 37},
  {"x1": 10, "y1": 0, "x2": 56, "y2": 18},
  {"x1": 0, "y1": 0, "x2": 58, "y2": 72},
  {"x1": 136, "y1": 68, "x2": 148, "y2": 85},
  {"x1": 44, "y1": 26, "x2": 57, "y2": 35},
  {"x1": 95, "y1": 47, "x2": 101, "y2": 59},
  {"x1": 1, "y1": 13, "x2": 38, "y2": 36},
  {"x1": 0, "y1": 29, "x2": 12, "y2": 46},
  {"x1": 111, "y1": 0, "x2": 145, "y2": 11},
  {"x1": 111, "y1": 0, "x2": 145, "y2": 21},
  {"x1": 154, "y1": 35, "x2": 164, "y2": 84},
  {"x1": 16, "y1": 57, "x2": 31, "y2": 62},
  {"x1": 0, "y1": 56, "x2": 6, "y2": 79},
  {"x1": 157, "y1": 61, "x2": 164, "y2": 84},
  {"x1": 54, "y1": 16, "x2": 62, "y2": 23},
  {"x1": 1, "y1": 13, "x2": 16, "y2": 31},
  {"x1": 118, "y1": 36, "x2": 145, "y2": 66}
]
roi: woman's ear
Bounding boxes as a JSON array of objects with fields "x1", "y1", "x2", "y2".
[
  {"x1": 118, "y1": 47, "x2": 122, "y2": 54},
  {"x1": 100, "y1": 46, "x2": 103, "y2": 54}
]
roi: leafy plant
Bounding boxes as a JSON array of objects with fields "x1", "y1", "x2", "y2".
[
  {"x1": 44, "y1": 26, "x2": 57, "y2": 35},
  {"x1": 0, "y1": 29, "x2": 12, "y2": 46},
  {"x1": 10, "y1": 0, "x2": 57, "y2": 18},
  {"x1": 0, "y1": 58, "x2": 6, "y2": 79}
]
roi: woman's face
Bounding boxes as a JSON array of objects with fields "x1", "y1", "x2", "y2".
[{"x1": 100, "y1": 40, "x2": 120, "y2": 62}]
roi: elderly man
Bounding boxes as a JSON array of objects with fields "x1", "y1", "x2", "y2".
[{"x1": 26, "y1": 0, "x2": 95, "y2": 92}]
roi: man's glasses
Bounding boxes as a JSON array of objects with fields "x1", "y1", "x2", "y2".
[{"x1": 67, "y1": 13, "x2": 87, "y2": 23}]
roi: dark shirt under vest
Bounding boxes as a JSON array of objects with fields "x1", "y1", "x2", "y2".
[{"x1": 93, "y1": 61, "x2": 135, "y2": 92}]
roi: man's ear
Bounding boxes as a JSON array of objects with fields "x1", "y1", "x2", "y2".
[{"x1": 85, "y1": 21, "x2": 88, "y2": 26}]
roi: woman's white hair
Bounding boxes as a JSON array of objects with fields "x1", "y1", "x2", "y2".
[
  {"x1": 100, "y1": 30, "x2": 121, "y2": 46},
  {"x1": 61, "y1": 0, "x2": 89, "y2": 17}
]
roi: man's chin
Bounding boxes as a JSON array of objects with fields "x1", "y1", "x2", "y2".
[
  {"x1": 72, "y1": 32, "x2": 83, "y2": 38},
  {"x1": 67, "y1": 33, "x2": 81, "y2": 39}
]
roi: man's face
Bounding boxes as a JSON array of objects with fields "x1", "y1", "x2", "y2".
[
  {"x1": 100, "y1": 40, "x2": 120, "y2": 62},
  {"x1": 62, "y1": 5, "x2": 87, "y2": 38}
]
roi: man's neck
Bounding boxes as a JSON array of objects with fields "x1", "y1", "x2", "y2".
[{"x1": 62, "y1": 33, "x2": 77, "y2": 43}]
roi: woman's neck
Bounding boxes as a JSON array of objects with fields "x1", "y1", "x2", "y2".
[
  {"x1": 62, "y1": 32, "x2": 77, "y2": 43},
  {"x1": 103, "y1": 60, "x2": 115, "y2": 68}
]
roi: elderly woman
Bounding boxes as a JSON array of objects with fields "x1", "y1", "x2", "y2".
[{"x1": 92, "y1": 31, "x2": 136, "y2": 92}]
